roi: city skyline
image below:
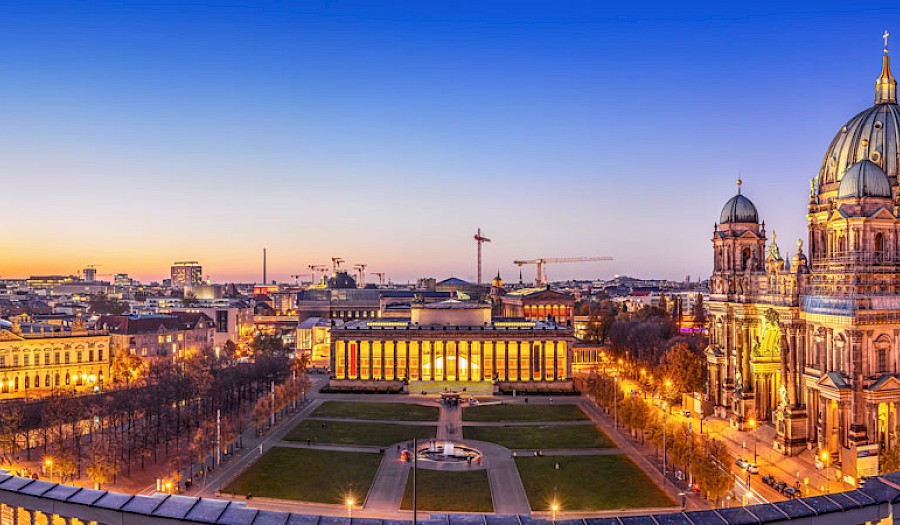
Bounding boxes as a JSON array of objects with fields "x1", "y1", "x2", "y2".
[{"x1": 3, "y1": 2, "x2": 899, "y2": 283}]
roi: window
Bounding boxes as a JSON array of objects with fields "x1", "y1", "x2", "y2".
[
  {"x1": 88, "y1": 350, "x2": 94, "y2": 362},
  {"x1": 45, "y1": 375, "x2": 50, "y2": 387},
  {"x1": 54, "y1": 353, "x2": 60, "y2": 364},
  {"x1": 44, "y1": 353, "x2": 49, "y2": 365},
  {"x1": 12, "y1": 355, "x2": 18, "y2": 367},
  {"x1": 64, "y1": 352, "x2": 70, "y2": 364},
  {"x1": 0, "y1": 356, "x2": 5, "y2": 367},
  {"x1": 23, "y1": 355, "x2": 29, "y2": 366},
  {"x1": 77, "y1": 351, "x2": 83, "y2": 363},
  {"x1": 98, "y1": 349, "x2": 104, "y2": 361}
]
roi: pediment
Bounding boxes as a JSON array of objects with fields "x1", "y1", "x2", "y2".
[
  {"x1": 867, "y1": 375, "x2": 900, "y2": 393},
  {"x1": 870, "y1": 207, "x2": 895, "y2": 220},
  {"x1": 0, "y1": 330, "x2": 24, "y2": 342},
  {"x1": 816, "y1": 371, "x2": 850, "y2": 390}
]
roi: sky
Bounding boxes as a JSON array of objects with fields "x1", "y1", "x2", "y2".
[{"x1": 1, "y1": 1, "x2": 899, "y2": 284}]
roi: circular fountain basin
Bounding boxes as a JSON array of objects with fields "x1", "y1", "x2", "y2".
[{"x1": 417, "y1": 441, "x2": 482, "y2": 464}]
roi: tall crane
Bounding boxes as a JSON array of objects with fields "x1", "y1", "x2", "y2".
[
  {"x1": 331, "y1": 257, "x2": 345, "y2": 273},
  {"x1": 308, "y1": 265, "x2": 328, "y2": 284},
  {"x1": 372, "y1": 272, "x2": 386, "y2": 286},
  {"x1": 290, "y1": 273, "x2": 313, "y2": 285},
  {"x1": 353, "y1": 264, "x2": 367, "y2": 287},
  {"x1": 513, "y1": 257, "x2": 613, "y2": 287},
  {"x1": 474, "y1": 228, "x2": 491, "y2": 285}
]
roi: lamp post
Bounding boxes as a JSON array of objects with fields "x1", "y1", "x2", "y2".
[
  {"x1": 821, "y1": 451, "x2": 830, "y2": 494},
  {"x1": 748, "y1": 418, "x2": 758, "y2": 463},
  {"x1": 613, "y1": 374, "x2": 619, "y2": 429},
  {"x1": 551, "y1": 502, "x2": 559, "y2": 521},
  {"x1": 346, "y1": 496, "x2": 354, "y2": 518},
  {"x1": 44, "y1": 458, "x2": 53, "y2": 483},
  {"x1": 662, "y1": 402, "x2": 668, "y2": 480}
]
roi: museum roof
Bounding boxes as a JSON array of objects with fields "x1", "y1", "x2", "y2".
[
  {"x1": 0, "y1": 470, "x2": 897, "y2": 525},
  {"x1": 332, "y1": 317, "x2": 570, "y2": 332}
]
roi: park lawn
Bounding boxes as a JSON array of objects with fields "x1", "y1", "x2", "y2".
[
  {"x1": 285, "y1": 419, "x2": 436, "y2": 447},
  {"x1": 222, "y1": 447, "x2": 381, "y2": 504},
  {"x1": 463, "y1": 404, "x2": 588, "y2": 422},
  {"x1": 312, "y1": 401, "x2": 439, "y2": 421},
  {"x1": 515, "y1": 455, "x2": 676, "y2": 511},
  {"x1": 401, "y1": 468, "x2": 493, "y2": 512},
  {"x1": 463, "y1": 424, "x2": 613, "y2": 449}
]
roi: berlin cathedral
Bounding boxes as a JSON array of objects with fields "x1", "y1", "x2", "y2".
[{"x1": 706, "y1": 34, "x2": 900, "y2": 482}]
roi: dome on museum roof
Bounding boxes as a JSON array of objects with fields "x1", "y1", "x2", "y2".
[
  {"x1": 719, "y1": 180, "x2": 759, "y2": 224},
  {"x1": 838, "y1": 159, "x2": 892, "y2": 198},
  {"x1": 817, "y1": 39, "x2": 900, "y2": 193}
]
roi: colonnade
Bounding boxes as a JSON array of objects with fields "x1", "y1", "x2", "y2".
[
  {"x1": 0, "y1": 504, "x2": 99, "y2": 525},
  {"x1": 333, "y1": 339, "x2": 568, "y2": 382}
]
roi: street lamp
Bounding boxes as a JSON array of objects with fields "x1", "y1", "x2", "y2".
[
  {"x1": 165, "y1": 481, "x2": 172, "y2": 494},
  {"x1": 44, "y1": 458, "x2": 53, "y2": 483},
  {"x1": 346, "y1": 496, "x2": 354, "y2": 518},
  {"x1": 748, "y1": 418, "x2": 758, "y2": 463},
  {"x1": 662, "y1": 401, "x2": 669, "y2": 479},
  {"x1": 613, "y1": 374, "x2": 619, "y2": 429},
  {"x1": 821, "y1": 451, "x2": 830, "y2": 494},
  {"x1": 551, "y1": 502, "x2": 559, "y2": 521}
]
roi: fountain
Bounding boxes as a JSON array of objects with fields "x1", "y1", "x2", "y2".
[{"x1": 417, "y1": 441, "x2": 481, "y2": 463}]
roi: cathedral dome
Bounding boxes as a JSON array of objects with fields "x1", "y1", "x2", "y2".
[
  {"x1": 816, "y1": 43, "x2": 899, "y2": 193},
  {"x1": 719, "y1": 184, "x2": 759, "y2": 224},
  {"x1": 837, "y1": 159, "x2": 892, "y2": 198}
]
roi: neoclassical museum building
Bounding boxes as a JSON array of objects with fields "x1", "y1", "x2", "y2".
[{"x1": 706, "y1": 36, "x2": 900, "y2": 483}]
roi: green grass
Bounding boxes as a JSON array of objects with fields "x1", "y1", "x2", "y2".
[
  {"x1": 401, "y1": 468, "x2": 493, "y2": 512},
  {"x1": 222, "y1": 447, "x2": 381, "y2": 504},
  {"x1": 464, "y1": 424, "x2": 613, "y2": 449},
  {"x1": 312, "y1": 401, "x2": 439, "y2": 421},
  {"x1": 285, "y1": 419, "x2": 436, "y2": 447},
  {"x1": 515, "y1": 455, "x2": 675, "y2": 511},
  {"x1": 463, "y1": 404, "x2": 588, "y2": 422}
]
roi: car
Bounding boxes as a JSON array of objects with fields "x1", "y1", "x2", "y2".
[
  {"x1": 744, "y1": 463, "x2": 759, "y2": 474},
  {"x1": 783, "y1": 487, "x2": 798, "y2": 498},
  {"x1": 762, "y1": 474, "x2": 775, "y2": 486},
  {"x1": 682, "y1": 410, "x2": 693, "y2": 418},
  {"x1": 735, "y1": 458, "x2": 748, "y2": 469},
  {"x1": 773, "y1": 481, "x2": 787, "y2": 493}
]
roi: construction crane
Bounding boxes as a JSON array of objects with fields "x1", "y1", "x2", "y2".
[
  {"x1": 331, "y1": 257, "x2": 345, "y2": 273},
  {"x1": 372, "y1": 272, "x2": 386, "y2": 286},
  {"x1": 474, "y1": 228, "x2": 491, "y2": 285},
  {"x1": 353, "y1": 264, "x2": 368, "y2": 287},
  {"x1": 308, "y1": 265, "x2": 328, "y2": 284},
  {"x1": 291, "y1": 273, "x2": 313, "y2": 285},
  {"x1": 513, "y1": 257, "x2": 613, "y2": 287}
]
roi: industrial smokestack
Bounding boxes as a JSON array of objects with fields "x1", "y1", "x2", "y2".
[{"x1": 263, "y1": 248, "x2": 267, "y2": 285}]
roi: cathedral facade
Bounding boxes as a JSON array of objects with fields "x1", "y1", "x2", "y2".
[{"x1": 707, "y1": 36, "x2": 900, "y2": 482}]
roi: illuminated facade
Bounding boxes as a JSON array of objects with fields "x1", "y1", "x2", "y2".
[
  {"x1": 100, "y1": 313, "x2": 215, "y2": 358},
  {"x1": 330, "y1": 300, "x2": 573, "y2": 385},
  {"x1": 499, "y1": 287, "x2": 575, "y2": 325},
  {"x1": 0, "y1": 322, "x2": 110, "y2": 397},
  {"x1": 171, "y1": 261, "x2": 203, "y2": 288},
  {"x1": 707, "y1": 38, "x2": 900, "y2": 482}
]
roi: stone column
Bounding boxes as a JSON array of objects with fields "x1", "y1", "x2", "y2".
[{"x1": 26, "y1": 509, "x2": 35, "y2": 525}]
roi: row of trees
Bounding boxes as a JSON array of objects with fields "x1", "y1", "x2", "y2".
[
  {"x1": 580, "y1": 374, "x2": 733, "y2": 505},
  {"x1": 0, "y1": 334, "x2": 310, "y2": 489}
]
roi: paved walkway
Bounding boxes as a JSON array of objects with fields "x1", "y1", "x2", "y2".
[{"x1": 365, "y1": 445, "x2": 410, "y2": 512}]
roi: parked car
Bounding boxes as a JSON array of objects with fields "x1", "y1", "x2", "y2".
[
  {"x1": 784, "y1": 487, "x2": 798, "y2": 498},
  {"x1": 735, "y1": 458, "x2": 748, "y2": 469},
  {"x1": 773, "y1": 481, "x2": 787, "y2": 493},
  {"x1": 682, "y1": 410, "x2": 692, "y2": 418},
  {"x1": 762, "y1": 475, "x2": 775, "y2": 486},
  {"x1": 744, "y1": 463, "x2": 759, "y2": 474}
]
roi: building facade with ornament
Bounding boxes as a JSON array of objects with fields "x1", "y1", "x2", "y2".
[{"x1": 707, "y1": 36, "x2": 900, "y2": 483}]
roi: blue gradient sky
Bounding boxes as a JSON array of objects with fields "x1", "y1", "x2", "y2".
[{"x1": 1, "y1": 2, "x2": 898, "y2": 283}]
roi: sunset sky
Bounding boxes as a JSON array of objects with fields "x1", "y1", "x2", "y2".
[{"x1": 2, "y1": 2, "x2": 899, "y2": 284}]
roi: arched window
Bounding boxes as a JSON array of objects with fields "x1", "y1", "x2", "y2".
[
  {"x1": 64, "y1": 372, "x2": 70, "y2": 386},
  {"x1": 876, "y1": 232, "x2": 885, "y2": 262},
  {"x1": 45, "y1": 375, "x2": 50, "y2": 387},
  {"x1": 54, "y1": 373, "x2": 60, "y2": 386},
  {"x1": 24, "y1": 376, "x2": 30, "y2": 389},
  {"x1": 14, "y1": 377, "x2": 19, "y2": 391},
  {"x1": 742, "y1": 247, "x2": 752, "y2": 270}
]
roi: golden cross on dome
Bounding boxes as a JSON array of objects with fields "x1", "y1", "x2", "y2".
[{"x1": 885, "y1": 30, "x2": 890, "y2": 54}]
